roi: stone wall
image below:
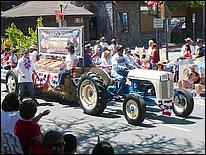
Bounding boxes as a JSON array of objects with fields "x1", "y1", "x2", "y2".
[
  {"x1": 69, "y1": 1, "x2": 166, "y2": 48},
  {"x1": 73, "y1": 1, "x2": 114, "y2": 41}
]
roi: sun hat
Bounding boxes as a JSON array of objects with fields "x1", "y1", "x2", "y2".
[{"x1": 185, "y1": 37, "x2": 193, "y2": 42}]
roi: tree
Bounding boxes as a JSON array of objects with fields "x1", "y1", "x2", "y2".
[
  {"x1": 2, "y1": 17, "x2": 44, "y2": 55},
  {"x1": 166, "y1": 1, "x2": 205, "y2": 11}
]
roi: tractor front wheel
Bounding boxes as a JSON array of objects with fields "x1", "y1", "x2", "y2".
[
  {"x1": 123, "y1": 94, "x2": 146, "y2": 126},
  {"x1": 173, "y1": 88, "x2": 194, "y2": 117}
]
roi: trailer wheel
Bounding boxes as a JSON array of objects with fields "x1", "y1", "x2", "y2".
[
  {"x1": 77, "y1": 72, "x2": 108, "y2": 116},
  {"x1": 173, "y1": 88, "x2": 194, "y2": 117},
  {"x1": 6, "y1": 71, "x2": 18, "y2": 94},
  {"x1": 123, "y1": 94, "x2": 146, "y2": 126}
]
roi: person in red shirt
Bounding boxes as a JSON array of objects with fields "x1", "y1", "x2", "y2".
[
  {"x1": 31, "y1": 130, "x2": 65, "y2": 154},
  {"x1": 183, "y1": 44, "x2": 192, "y2": 59},
  {"x1": 150, "y1": 43, "x2": 159, "y2": 64},
  {"x1": 14, "y1": 100, "x2": 50, "y2": 154}
]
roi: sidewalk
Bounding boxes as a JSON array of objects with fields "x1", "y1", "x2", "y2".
[
  {"x1": 160, "y1": 43, "x2": 182, "y2": 53},
  {"x1": 159, "y1": 43, "x2": 182, "y2": 61}
]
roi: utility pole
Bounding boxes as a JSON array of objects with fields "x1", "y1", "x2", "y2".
[
  {"x1": 165, "y1": 18, "x2": 169, "y2": 60},
  {"x1": 192, "y1": 13, "x2": 195, "y2": 42},
  {"x1": 156, "y1": 2, "x2": 160, "y2": 61},
  {"x1": 59, "y1": 4, "x2": 63, "y2": 27},
  {"x1": 164, "y1": 2, "x2": 169, "y2": 60}
]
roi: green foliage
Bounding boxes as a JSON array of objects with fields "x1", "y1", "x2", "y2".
[
  {"x1": 2, "y1": 17, "x2": 44, "y2": 54},
  {"x1": 166, "y1": 1, "x2": 205, "y2": 11},
  {"x1": 184, "y1": 1, "x2": 205, "y2": 9}
]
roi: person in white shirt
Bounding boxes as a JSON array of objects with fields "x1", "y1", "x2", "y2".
[
  {"x1": 16, "y1": 49, "x2": 39, "y2": 103},
  {"x1": 124, "y1": 48, "x2": 135, "y2": 66},
  {"x1": 111, "y1": 45, "x2": 131, "y2": 79},
  {"x1": 8, "y1": 48, "x2": 18, "y2": 68},
  {"x1": 111, "y1": 45, "x2": 132, "y2": 95},
  {"x1": 55, "y1": 45, "x2": 78, "y2": 90},
  {"x1": 1, "y1": 93, "x2": 20, "y2": 135},
  {"x1": 93, "y1": 40, "x2": 103, "y2": 65},
  {"x1": 29, "y1": 44, "x2": 39, "y2": 64},
  {"x1": 180, "y1": 37, "x2": 195, "y2": 58},
  {"x1": 1, "y1": 92, "x2": 50, "y2": 135},
  {"x1": 101, "y1": 49, "x2": 112, "y2": 74},
  {"x1": 100, "y1": 37, "x2": 109, "y2": 51},
  {"x1": 147, "y1": 39, "x2": 154, "y2": 58},
  {"x1": 110, "y1": 39, "x2": 118, "y2": 56}
]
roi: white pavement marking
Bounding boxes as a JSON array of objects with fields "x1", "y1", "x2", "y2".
[{"x1": 159, "y1": 124, "x2": 192, "y2": 132}]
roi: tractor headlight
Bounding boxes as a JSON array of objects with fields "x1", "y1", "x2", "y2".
[{"x1": 160, "y1": 74, "x2": 169, "y2": 82}]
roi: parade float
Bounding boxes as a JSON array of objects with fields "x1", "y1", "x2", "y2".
[{"x1": 2, "y1": 26, "x2": 196, "y2": 126}]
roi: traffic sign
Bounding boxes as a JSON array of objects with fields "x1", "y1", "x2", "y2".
[{"x1": 153, "y1": 18, "x2": 164, "y2": 28}]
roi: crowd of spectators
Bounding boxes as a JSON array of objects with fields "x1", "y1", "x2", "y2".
[{"x1": 1, "y1": 36, "x2": 205, "y2": 154}]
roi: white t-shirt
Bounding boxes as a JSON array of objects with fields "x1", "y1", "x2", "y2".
[
  {"x1": 1, "y1": 111, "x2": 20, "y2": 135},
  {"x1": 16, "y1": 57, "x2": 35, "y2": 83},
  {"x1": 65, "y1": 53, "x2": 78, "y2": 70},
  {"x1": 30, "y1": 50, "x2": 38, "y2": 64},
  {"x1": 125, "y1": 55, "x2": 135, "y2": 66},
  {"x1": 111, "y1": 53, "x2": 129, "y2": 74},
  {"x1": 100, "y1": 42, "x2": 109, "y2": 50}
]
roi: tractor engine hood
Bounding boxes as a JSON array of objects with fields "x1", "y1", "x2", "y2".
[{"x1": 127, "y1": 68, "x2": 173, "y2": 81}]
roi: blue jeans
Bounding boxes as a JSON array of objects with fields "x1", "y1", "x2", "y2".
[
  {"x1": 57, "y1": 69, "x2": 70, "y2": 86},
  {"x1": 112, "y1": 70, "x2": 128, "y2": 95},
  {"x1": 18, "y1": 82, "x2": 35, "y2": 101},
  {"x1": 112, "y1": 70, "x2": 129, "y2": 79}
]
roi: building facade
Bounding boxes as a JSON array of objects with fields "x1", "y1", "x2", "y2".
[
  {"x1": 71, "y1": 1, "x2": 205, "y2": 47},
  {"x1": 72, "y1": 1, "x2": 166, "y2": 48},
  {"x1": 1, "y1": 1, "x2": 205, "y2": 48}
]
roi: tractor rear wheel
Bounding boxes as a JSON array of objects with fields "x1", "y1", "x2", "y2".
[{"x1": 77, "y1": 72, "x2": 108, "y2": 116}]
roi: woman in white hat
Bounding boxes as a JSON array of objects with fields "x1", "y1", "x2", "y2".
[
  {"x1": 180, "y1": 37, "x2": 195, "y2": 58},
  {"x1": 100, "y1": 37, "x2": 109, "y2": 50}
]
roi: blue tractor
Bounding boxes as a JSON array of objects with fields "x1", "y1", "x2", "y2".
[{"x1": 77, "y1": 67, "x2": 194, "y2": 126}]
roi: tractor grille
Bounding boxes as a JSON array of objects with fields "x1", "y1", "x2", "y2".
[{"x1": 160, "y1": 80, "x2": 173, "y2": 99}]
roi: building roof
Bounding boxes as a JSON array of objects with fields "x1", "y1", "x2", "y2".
[{"x1": 1, "y1": 1, "x2": 94, "y2": 18}]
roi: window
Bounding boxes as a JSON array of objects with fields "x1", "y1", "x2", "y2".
[
  {"x1": 74, "y1": 18, "x2": 83, "y2": 24},
  {"x1": 171, "y1": 17, "x2": 186, "y2": 30},
  {"x1": 116, "y1": 12, "x2": 129, "y2": 33}
]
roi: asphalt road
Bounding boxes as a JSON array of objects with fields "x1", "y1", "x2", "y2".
[{"x1": 1, "y1": 83, "x2": 205, "y2": 154}]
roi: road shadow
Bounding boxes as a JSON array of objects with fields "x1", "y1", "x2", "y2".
[
  {"x1": 112, "y1": 133, "x2": 205, "y2": 154},
  {"x1": 40, "y1": 117, "x2": 205, "y2": 154},
  {"x1": 186, "y1": 115, "x2": 204, "y2": 120},
  {"x1": 145, "y1": 106, "x2": 198, "y2": 125},
  {"x1": 37, "y1": 102, "x2": 54, "y2": 107},
  {"x1": 146, "y1": 112, "x2": 196, "y2": 125},
  {"x1": 99, "y1": 109, "x2": 122, "y2": 118}
]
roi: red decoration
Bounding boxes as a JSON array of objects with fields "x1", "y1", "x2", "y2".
[{"x1": 144, "y1": 1, "x2": 158, "y2": 7}]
